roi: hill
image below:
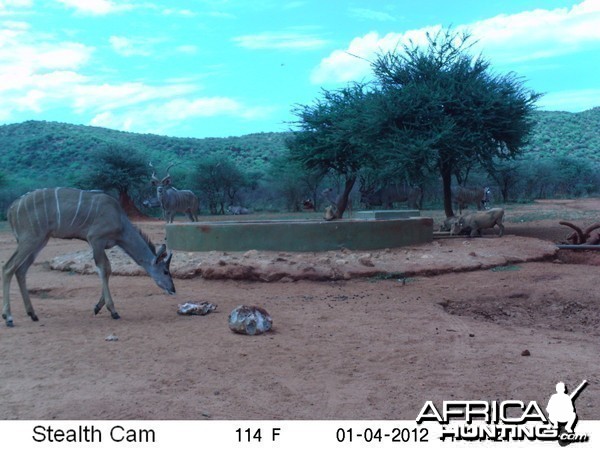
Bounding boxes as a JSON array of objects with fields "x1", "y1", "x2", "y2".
[
  {"x1": 0, "y1": 108, "x2": 598, "y2": 209},
  {"x1": 526, "y1": 107, "x2": 600, "y2": 162},
  {"x1": 0, "y1": 120, "x2": 290, "y2": 186}
]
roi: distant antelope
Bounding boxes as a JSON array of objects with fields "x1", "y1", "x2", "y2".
[
  {"x1": 2, "y1": 188, "x2": 176, "y2": 328},
  {"x1": 150, "y1": 163, "x2": 199, "y2": 223},
  {"x1": 451, "y1": 186, "x2": 491, "y2": 214}
]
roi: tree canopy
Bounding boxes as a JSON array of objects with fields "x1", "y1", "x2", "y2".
[
  {"x1": 287, "y1": 83, "x2": 381, "y2": 217},
  {"x1": 372, "y1": 28, "x2": 541, "y2": 217},
  {"x1": 287, "y1": 28, "x2": 541, "y2": 218},
  {"x1": 76, "y1": 143, "x2": 148, "y2": 214}
]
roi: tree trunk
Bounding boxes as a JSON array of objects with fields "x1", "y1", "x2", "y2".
[
  {"x1": 335, "y1": 176, "x2": 356, "y2": 219},
  {"x1": 441, "y1": 163, "x2": 455, "y2": 218},
  {"x1": 119, "y1": 190, "x2": 145, "y2": 219}
]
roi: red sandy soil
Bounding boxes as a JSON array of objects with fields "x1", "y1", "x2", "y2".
[{"x1": 0, "y1": 199, "x2": 598, "y2": 420}]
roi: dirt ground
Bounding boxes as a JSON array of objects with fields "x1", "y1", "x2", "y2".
[{"x1": 0, "y1": 199, "x2": 599, "y2": 420}]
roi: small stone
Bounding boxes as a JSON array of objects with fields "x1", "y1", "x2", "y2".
[
  {"x1": 105, "y1": 334, "x2": 119, "y2": 342},
  {"x1": 521, "y1": 349, "x2": 531, "y2": 356},
  {"x1": 358, "y1": 256, "x2": 374, "y2": 267}
]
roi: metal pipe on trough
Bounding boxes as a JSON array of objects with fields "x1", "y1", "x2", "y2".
[{"x1": 556, "y1": 244, "x2": 600, "y2": 250}]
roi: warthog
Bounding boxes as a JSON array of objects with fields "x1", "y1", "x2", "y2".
[
  {"x1": 360, "y1": 185, "x2": 422, "y2": 209},
  {"x1": 450, "y1": 208, "x2": 505, "y2": 237},
  {"x1": 227, "y1": 205, "x2": 250, "y2": 215}
]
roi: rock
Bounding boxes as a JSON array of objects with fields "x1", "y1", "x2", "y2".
[
  {"x1": 105, "y1": 334, "x2": 119, "y2": 342},
  {"x1": 228, "y1": 305, "x2": 273, "y2": 335},
  {"x1": 243, "y1": 250, "x2": 259, "y2": 258},
  {"x1": 521, "y1": 349, "x2": 531, "y2": 356},
  {"x1": 177, "y1": 301, "x2": 217, "y2": 316},
  {"x1": 358, "y1": 255, "x2": 374, "y2": 267}
]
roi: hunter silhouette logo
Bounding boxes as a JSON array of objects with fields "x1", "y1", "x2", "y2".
[
  {"x1": 416, "y1": 380, "x2": 590, "y2": 443},
  {"x1": 547, "y1": 380, "x2": 588, "y2": 446}
]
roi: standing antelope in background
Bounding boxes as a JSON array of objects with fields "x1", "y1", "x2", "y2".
[
  {"x1": 451, "y1": 186, "x2": 491, "y2": 214},
  {"x1": 2, "y1": 188, "x2": 176, "y2": 328},
  {"x1": 150, "y1": 163, "x2": 199, "y2": 223}
]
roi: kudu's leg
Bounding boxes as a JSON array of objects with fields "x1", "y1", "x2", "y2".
[
  {"x1": 186, "y1": 210, "x2": 197, "y2": 222},
  {"x1": 15, "y1": 252, "x2": 40, "y2": 322},
  {"x1": 2, "y1": 238, "x2": 47, "y2": 327},
  {"x1": 90, "y1": 243, "x2": 120, "y2": 320}
]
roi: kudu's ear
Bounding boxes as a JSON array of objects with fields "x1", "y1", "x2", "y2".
[{"x1": 165, "y1": 252, "x2": 173, "y2": 269}]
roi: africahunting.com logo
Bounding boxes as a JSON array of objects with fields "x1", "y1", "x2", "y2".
[{"x1": 416, "y1": 380, "x2": 589, "y2": 445}]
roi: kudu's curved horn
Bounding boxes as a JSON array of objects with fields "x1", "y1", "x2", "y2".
[
  {"x1": 162, "y1": 163, "x2": 175, "y2": 184},
  {"x1": 149, "y1": 162, "x2": 160, "y2": 183}
]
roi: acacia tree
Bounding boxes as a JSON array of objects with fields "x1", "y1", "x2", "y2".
[
  {"x1": 287, "y1": 83, "x2": 381, "y2": 218},
  {"x1": 78, "y1": 144, "x2": 148, "y2": 216},
  {"x1": 267, "y1": 155, "x2": 325, "y2": 211},
  {"x1": 192, "y1": 154, "x2": 249, "y2": 214},
  {"x1": 372, "y1": 29, "x2": 541, "y2": 217}
]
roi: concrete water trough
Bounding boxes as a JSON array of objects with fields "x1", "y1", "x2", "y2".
[{"x1": 166, "y1": 215, "x2": 433, "y2": 253}]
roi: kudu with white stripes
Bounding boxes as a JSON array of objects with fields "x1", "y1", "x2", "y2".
[
  {"x1": 451, "y1": 186, "x2": 491, "y2": 214},
  {"x1": 150, "y1": 163, "x2": 199, "y2": 223},
  {"x1": 2, "y1": 188, "x2": 176, "y2": 327}
]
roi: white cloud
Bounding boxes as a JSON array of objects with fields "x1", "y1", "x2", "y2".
[
  {"x1": 0, "y1": 0, "x2": 32, "y2": 9},
  {"x1": 72, "y1": 82, "x2": 198, "y2": 113},
  {"x1": 90, "y1": 97, "x2": 274, "y2": 134},
  {"x1": 0, "y1": 0, "x2": 32, "y2": 14},
  {"x1": 109, "y1": 36, "x2": 155, "y2": 57},
  {"x1": 348, "y1": 7, "x2": 396, "y2": 22},
  {"x1": 233, "y1": 31, "x2": 328, "y2": 50},
  {"x1": 56, "y1": 0, "x2": 133, "y2": 16},
  {"x1": 176, "y1": 44, "x2": 198, "y2": 55},
  {"x1": 467, "y1": 0, "x2": 600, "y2": 63},
  {"x1": 0, "y1": 22, "x2": 92, "y2": 96},
  {"x1": 0, "y1": 17, "x2": 275, "y2": 134},
  {"x1": 312, "y1": 0, "x2": 600, "y2": 84},
  {"x1": 311, "y1": 27, "x2": 437, "y2": 84}
]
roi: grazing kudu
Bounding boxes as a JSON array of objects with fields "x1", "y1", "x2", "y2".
[
  {"x1": 2, "y1": 188, "x2": 176, "y2": 327},
  {"x1": 451, "y1": 186, "x2": 491, "y2": 214},
  {"x1": 150, "y1": 163, "x2": 199, "y2": 223},
  {"x1": 360, "y1": 184, "x2": 423, "y2": 209}
]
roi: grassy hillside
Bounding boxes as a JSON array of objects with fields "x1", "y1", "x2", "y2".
[
  {"x1": 0, "y1": 108, "x2": 598, "y2": 212},
  {"x1": 0, "y1": 120, "x2": 290, "y2": 187},
  {"x1": 526, "y1": 108, "x2": 600, "y2": 162}
]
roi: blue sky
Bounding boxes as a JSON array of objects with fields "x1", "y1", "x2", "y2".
[{"x1": 0, "y1": 0, "x2": 599, "y2": 138}]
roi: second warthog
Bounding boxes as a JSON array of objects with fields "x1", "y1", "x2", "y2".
[{"x1": 450, "y1": 208, "x2": 505, "y2": 237}]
